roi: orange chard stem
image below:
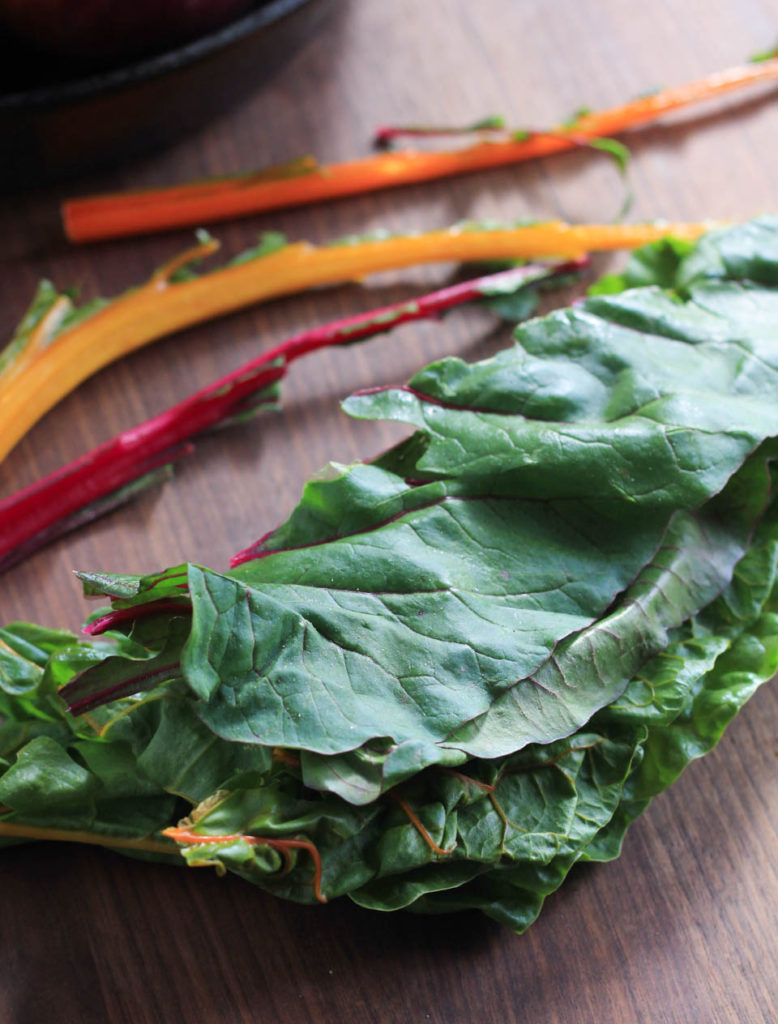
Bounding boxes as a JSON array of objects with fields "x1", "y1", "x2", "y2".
[
  {"x1": 435, "y1": 767, "x2": 519, "y2": 841},
  {"x1": 163, "y1": 825, "x2": 326, "y2": 903},
  {"x1": 61, "y1": 57, "x2": 778, "y2": 243},
  {"x1": 390, "y1": 793, "x2": 455, "y2": 856},
  {"x1": 0, "y1": 220, "x2": 711, "y2": 466},
  {"x1": 437, "y1": 767, "x2": 495, "y2": 793},
  {"x1": 272, "y1": 748, "x2": 302, "y2": 769}
]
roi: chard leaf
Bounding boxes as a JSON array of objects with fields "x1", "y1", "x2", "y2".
[
  {"x1": 478, "y1": 285, "x2": 540, "y2": 323},
  {"x1": 347, "y1": 287, "x2": 778, "y2": 507},
  {"x1": 587, "y1": 237, "x2": 695, "y2": 295},
  {"x1": 171, "y1": 498, "x2": 778, "y2": 918},
  {"x1": 0, "y1": 736, "x2": 97, "y2": 826},
  {"x1": 77, "y1": 564, "x2": 190, "y2": 605},
  {"x1": 62, "y1": 615, "x2": 190, "y2": 715},
  {"x1": 0, "y1": 281, "x2": 69, "y2": 377},
  {"x1": 749, "y1": 43, "x2": 778, "y2": 63},
  {"x1": 133, "y1": 697, "x2": 272, "y2": 804},
  {"x1": 186, "y1": 480, "x2": 668, "y2": 762},
  {"x1": 300, "y1": 449, "x2": 770, "y2": 800},
  {"x1": 226, "y1": 231, "x2": 289, "y2": 269}
]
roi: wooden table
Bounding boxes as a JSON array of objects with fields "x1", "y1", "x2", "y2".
[{"x1": 1, "y1": 1, "x2": 777, "y2": 1020}]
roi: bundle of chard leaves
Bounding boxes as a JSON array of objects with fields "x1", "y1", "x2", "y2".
[{"x1": 2, "y1": 217, "x2": 778, "y2": 933}]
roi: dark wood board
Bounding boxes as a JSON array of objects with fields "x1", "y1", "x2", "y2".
[{"x1": 1, "y1": 1, "x2": 777, "y2": 1021}]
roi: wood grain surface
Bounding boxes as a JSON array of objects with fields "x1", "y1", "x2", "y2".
[{"x1": 1, "y1": 1, "x2": 777, "y2": 1021}]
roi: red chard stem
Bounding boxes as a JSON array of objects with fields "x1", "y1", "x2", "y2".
[
  {"x1": 374, "y1": 116, "x2": 507, "y2": 147},
  {"x1": 84, "y1": 599, "x2": 193, "y2": 637}
]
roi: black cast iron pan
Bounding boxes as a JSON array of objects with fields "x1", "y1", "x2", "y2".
[{"x1": 0, "y1": 0, "x2": 325, "y2": 188}]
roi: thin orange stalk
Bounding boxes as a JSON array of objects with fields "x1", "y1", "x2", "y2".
[
  {"x1": 0, "y1": 820, "x2": 179, "y2": 856},
  {"x1": 438, "y1": 767, "x2": 495, "y2": 793},
  {"x1": 272, "y1": 748, "x2": 302, "y2": 769},
  {"x1": 436, "y1": 768, "x2": 521, "y2": 840},
  {"x1": 163, "y1": 825, "x2": 326, "y2": 902},
  {"x1": 0, "y1": 220, "x2": 711, "y2": 465},
  {"x1": 61, "y1": 57, "x2": 778, "y2": 242},
  {"x1": 497, "y1": 739, "x2": 605, "y2": 779},
  {"x1": 390, "y1": 793, "x2": 455, "y2": 856}
]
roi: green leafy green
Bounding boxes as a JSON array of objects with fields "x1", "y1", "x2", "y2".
[
  {"x1": 749, "y1": 42, "x2": 778, "y2": 63},
  {"x1": 1, "y1": 218, "x2": 777, "y2": 932},
  {"x1": 225, "y1": 230, "x2": 289, "y2": 269},
  {"x1": 587, "y1": 236, "x2": 695, "y2": 294},
  {"x1": 0, "y1": 281, "x2": 69, "y2": 377}
]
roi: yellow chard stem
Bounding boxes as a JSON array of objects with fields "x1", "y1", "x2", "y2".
[
  {"x1": 0, "y1": 819, "x2": 180, "y2": 857},
  {"x1": 0, "y1": 220, "x2": 712, "y2": 464}
]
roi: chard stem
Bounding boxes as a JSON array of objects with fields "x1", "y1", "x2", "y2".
[
  {"x1": 163, "y1": 826, "x2": 326, "y2": 902},
  {"x1": 0, "y1": 820, "x2": 179, "y2": 857},
  {"x1": 61, "y1": 56, "x2": 778, "y2": 242},
  {"x1": 390, "y1": 793, "x2": 455, "y2": 856}
]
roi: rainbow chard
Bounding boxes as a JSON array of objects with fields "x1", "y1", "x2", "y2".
[{"x1": 2, "y1": 218, "x2": 778, "y2": 933}]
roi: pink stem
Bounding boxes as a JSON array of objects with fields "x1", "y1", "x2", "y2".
[
  {"x1": 84, "y1": 599, "x2": 193, "y2": 637},
  {"x1": 374, "y1": 120, "x2": 506, "y2": 146},
  {"x1": 374, "y1": 123, "x2": 608, "y2": 152},
  {"x1": 64, "y1": 661, "x2": 183, "y2": 717},
  {"x1": 0, "y1": 363, "x2": 284, "y2": 572},
  {"x1": 260, "y1": 259, "x2": 586, "y2": 366}
]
